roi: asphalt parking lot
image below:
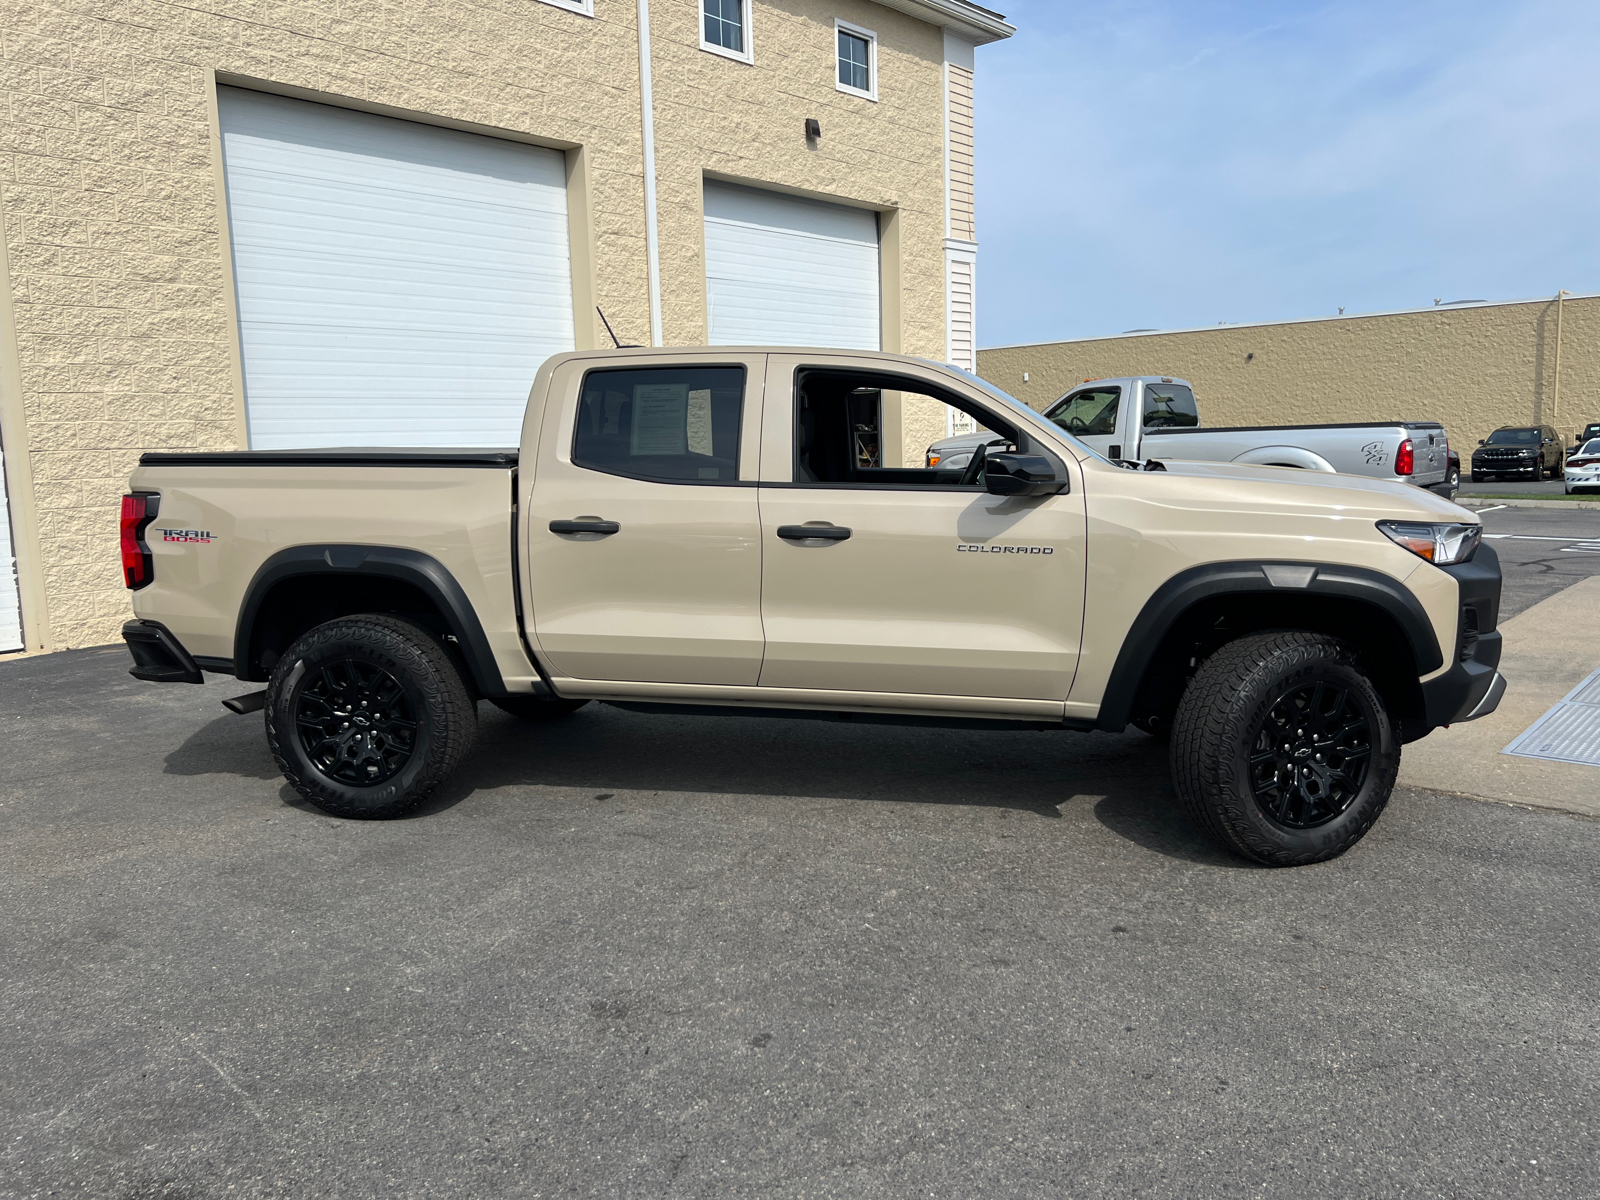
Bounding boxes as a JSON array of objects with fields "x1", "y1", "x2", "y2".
[{"x1": 3, "y1": 505, "x2": 1599, "y2": 1200}]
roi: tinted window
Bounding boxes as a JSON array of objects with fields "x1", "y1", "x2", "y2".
[
  {"x1": 573, "y1": 366, "x2": 745, "y2": 484},
  {"x1": 1142, "y1": 383, "x2": 1198, "y2": 429},
  {"x1": 1045, "y1": 387, "x2": 1120, "y2": 436},
  {"x1": 1581, "y1": 440, "x2": 1600, "y2": 456},
  {"x1": 1486, "y1": 428, "x2": 1538, "y2": 445}
]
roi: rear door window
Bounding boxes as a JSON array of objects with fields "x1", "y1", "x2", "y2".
[
  {"x1": 573, "y1": 366, "x2": 746, "y2": 484},
  {"x1": 1142, "y1": 383, "x2": 1198, "y2": 429}
]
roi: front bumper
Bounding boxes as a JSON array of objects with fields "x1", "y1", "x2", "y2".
[
  {"x1": 1420, "y1": 547, "x2": 1504, "y2": 726},
  {"x1": 1472, "y1": 458, "x2": 1538, "y2": 475}
]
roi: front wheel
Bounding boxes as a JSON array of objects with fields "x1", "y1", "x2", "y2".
[
  {"x1": 266, "y1": 614, "x2": 477, "y2": 819},
  {"x1": 1533, "y1": 461, "x2": 1544, "y2": 482},
  {"x1": 1170, "y1": 631, "x2": 1398, "y2": 866}
]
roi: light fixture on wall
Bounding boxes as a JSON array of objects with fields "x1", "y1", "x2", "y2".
[{"x1": 805, "y1": 118, "x2": 821, "y2": 140}]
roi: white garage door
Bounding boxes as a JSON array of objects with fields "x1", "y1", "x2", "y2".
[
  {"x1": 703, "y1": 183, "x2": 880, "y2": 350},
  {"x1": 218, "y1": 88, "x2": 575, "y2": 448},
  {"x1": 0, "y1": 439, "x2": 22, "y2": 652}
]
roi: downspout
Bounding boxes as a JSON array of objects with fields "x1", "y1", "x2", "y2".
[
  {"x1": 636, "y1": 0, "x2": 664, "y2": 346},
  {"x1": 1553, "y1": 288, "x2": 1567, "y2": 429}
]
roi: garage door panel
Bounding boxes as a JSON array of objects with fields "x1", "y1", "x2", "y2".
[
  {"x1": 704, "y1": 182, "x2": 880, "y2": 351},
  {"x1": 219, "y1": 87, "x2": 574, "y2": 449}
]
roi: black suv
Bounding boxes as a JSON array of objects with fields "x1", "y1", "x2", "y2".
[
  {"x1": 1471, "y1": 425, "x2": 1563, "y2": 481},
  {"x1": 1570, "y1": 422, "x2": 1600, "y2": 454}
]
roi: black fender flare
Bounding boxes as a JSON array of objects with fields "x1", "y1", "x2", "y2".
[
  {"x1": 234, "y1": 545, "x2": 507, "y2": 695},
  {"x1": 1095, "y1": 560, "x2": 1444, "y2": 731}
]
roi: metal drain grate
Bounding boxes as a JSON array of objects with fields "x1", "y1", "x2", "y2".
[{"x1": 1503, "y1": 666, "x2": 1600, "y2": 766}]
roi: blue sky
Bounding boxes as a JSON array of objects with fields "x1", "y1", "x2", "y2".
[{"x1": 975, "y1": 0, "x2": 1600, "y2": 346}]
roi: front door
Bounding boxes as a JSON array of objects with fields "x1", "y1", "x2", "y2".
[
  {"x1": 525, "y1": 356, "x2": 765, "y2": 685},
  {"x1": 755, "y1": 356, "x2": 1087, "y2": 701}
]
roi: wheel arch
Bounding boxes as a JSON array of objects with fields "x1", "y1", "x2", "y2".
[
  {"x1": 234, "y1": 545, "x2": 505, "y2": 696},
  {"x1": 1229, "y1": 446, "x2": 1337, "y2": 472},
  {"x1": 1098, "y1": 561, "x2": 1444, "y2": 736}
]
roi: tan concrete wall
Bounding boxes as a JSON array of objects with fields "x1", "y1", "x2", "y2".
[
  {"x1": 978, "y1": 295, "x2": 1600, "y2": 450},
  {"x1": 0, "y1": 0, "x2": 953, "y2": 649}
]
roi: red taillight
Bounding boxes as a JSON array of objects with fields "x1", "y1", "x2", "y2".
[
  {"x1": 120, "y1": 493, "x2": 158, "y2": 589},
  {"x1": 1395, "y1": 439, "x2": 1414, "y2": 476}
]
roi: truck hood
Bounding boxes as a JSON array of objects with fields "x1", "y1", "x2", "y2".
[{"x1": 1139, "y1": 458, "x2": 1474, "y2": 521}]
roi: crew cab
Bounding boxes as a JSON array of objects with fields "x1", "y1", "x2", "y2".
[
  {"x1": 120, "y1": 348, "x2": 1504, "y2": 866},
  {"x1": 927, "y1": 376, "x2": 1457, "y2": 499}
]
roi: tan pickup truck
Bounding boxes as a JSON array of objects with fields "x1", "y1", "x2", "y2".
[{"x1": 120, "y1": 347, "x2": 1504, "y2": 866}]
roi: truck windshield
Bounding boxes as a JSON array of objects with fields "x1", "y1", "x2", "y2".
[
  {"x1": 1486, "y1": 429, "x2": 1538, "y2": 445},
  {"x1": 932, "y1": 363, "x2": 1111, "y2": 461},
  {"x1": 1045, "y1": 388, "x2": 1121, "y2": 436},
  {"x1": 1143, "y1": 383, "x2": 1198, "y2": 429}
]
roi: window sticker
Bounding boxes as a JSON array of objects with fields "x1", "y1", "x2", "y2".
[
  {"x1": 687, "y1": 388, "x2": 714, "y2": 456},
  {"x1": 631, "y1": 384, "x2": 688, "y2": 456}
]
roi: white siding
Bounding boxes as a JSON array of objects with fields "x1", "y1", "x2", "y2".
[
  {"x1": 218, "y1": 88, "x2": 575, "y2": 449},
  {"x1": 947, "y1": 251, "x2": 975, "y2": 371},
  {"x1": 0, "y1": 437, "x2": 21, "y2": 652},
  {"x1": 703, "y1": 182, "x2": 880, "y2": 350}
]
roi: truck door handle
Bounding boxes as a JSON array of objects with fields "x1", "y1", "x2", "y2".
[
  {"x1": 549, "y1": 519, "x2": 620, "y2": 535},
  {"x1": 777, "y1": 524, "x2": 852, "y2": 542}
]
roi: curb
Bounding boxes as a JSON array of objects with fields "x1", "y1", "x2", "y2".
[{"x1": 1460, "y1": 498, "x2": 1600, "y2": 511}]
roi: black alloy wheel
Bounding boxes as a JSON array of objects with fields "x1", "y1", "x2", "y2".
[
  {"x1": 1248, "y1": 681, "x2": 1371, "y2": 829},
  {"x1": 266, "y1": 614, "x2": 476, "y2": 819},
  {"x1": 295, "y1": 658, "x2": 418, "y2": 786},
  {"x1": 1170, "y1": 630, "x2": 1399, "y2": 866}
]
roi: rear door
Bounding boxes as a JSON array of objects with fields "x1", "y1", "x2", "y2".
[
  {"x1": 754, "y1": 355, "x2": 1087, "y2": 702},
  {"x1": 524, "y1": 354, "x2": 765, "y2": 685}
]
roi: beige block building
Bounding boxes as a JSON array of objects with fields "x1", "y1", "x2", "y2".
[
  {"x1": 978, "y1": 293, "x2": 1600, "y2": 452},
  {"x1": 0, "y1": 0, "x2": 1013, "y2": 653}
]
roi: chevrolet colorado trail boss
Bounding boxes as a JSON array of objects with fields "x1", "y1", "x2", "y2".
[{"x1": 120, "y1": 348, "x2": 1504, "y2": 866}]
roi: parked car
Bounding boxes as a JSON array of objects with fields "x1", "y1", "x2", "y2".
[
  {"x1": 120, "y1": 347, "x2": 1503, "y2": 867},
  {"x1": 927, "y1": 376, "x2": 1458, "y2": 499},
  {"x1": 1471, "y1": 425, "x2": 1564, "y2": 481},
  {"x1": 1570, "y1": 423, "x2": 1600, "y2": 455},
  {"x1": 1564, "y1": 438, "x2": 1600, "y2": 494}
]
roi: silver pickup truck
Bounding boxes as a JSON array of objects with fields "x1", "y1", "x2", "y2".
[{"x1": 930, "y1": 376, "x2": 1458, "y2": 499}]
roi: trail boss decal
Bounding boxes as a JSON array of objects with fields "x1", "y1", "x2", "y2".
[
  {"x1": 156, "y1": 528, "x2": 214, "y2": 544},
  {"x1": 957, "y1": 543, "x2": 1053, "y2": 555}
]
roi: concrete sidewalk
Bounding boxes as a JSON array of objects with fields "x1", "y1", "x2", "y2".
[{"x1": 1400, "y1": 575, "x2": 1600, "y2": 818}]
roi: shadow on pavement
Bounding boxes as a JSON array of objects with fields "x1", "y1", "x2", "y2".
[{"x1": 158, "y1": 697, "x2": 1244, "y2": 863}]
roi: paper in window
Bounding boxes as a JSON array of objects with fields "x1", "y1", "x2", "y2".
[
  {"x1": 630, "y1": 383, "x2": 688, "y2": 456},
  {"x1": 687, "y1": 389, "x2": 714, "y2": 457}
]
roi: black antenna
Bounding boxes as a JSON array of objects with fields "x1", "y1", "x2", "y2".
[
  {"x1": 595, "y1": 306, "x2": 642, "y2": 349},
  {"x1": 596, "y1": 306, "x2": 622, "y2": 348}
]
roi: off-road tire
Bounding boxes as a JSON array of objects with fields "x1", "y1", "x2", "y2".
[
  {"x1": 489, "y1": 695, "x2": 590, "y2": 720},
  {"x1": 266, "y1": 614, "x2": 476, "y2": 819},
  {"x1": 1170, "y1": 631, "x2": 1398, "y2": 866}
]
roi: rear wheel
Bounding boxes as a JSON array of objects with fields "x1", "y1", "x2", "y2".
[
  {"x1": 1441, "y1": 465, "x2": 1460, "y2": 501},
  {"x1": 266, "y1": 614, "x2": 476, "y2": 819},
  {"x1": 1170, "y1": 631, "x2": 1398, "y2": 866}
]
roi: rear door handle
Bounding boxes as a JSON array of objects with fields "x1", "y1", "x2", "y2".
[
  {"x1": 549, "y1": 519, "x2": 620, "y2": 535},
  {"x1": 777, "y1": 524, "x2": 851, "y2": 542}
]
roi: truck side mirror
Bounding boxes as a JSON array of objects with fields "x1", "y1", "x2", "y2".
[
  {"x1": 985, "y1": 452, "x2": 1067, "y2": 497},
  {"x1": 1478, "y1": 440, "x2": 1485, "y2": 446}
]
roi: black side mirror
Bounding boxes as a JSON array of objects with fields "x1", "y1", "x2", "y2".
[
  {"x1": 985, "y1": 452, "x2": 1067, "y2": 496},
  {"x1": 1478, "y1": 440, "x2": 1486, "y2": 446}
]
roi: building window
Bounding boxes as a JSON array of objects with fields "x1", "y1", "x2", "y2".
[
  {"x1": 836, "y1": 21, "x2": 877, "y2": 100},
  {"x1": 702, "y1": 0, "x2": 752, "y2": 63},
  {"x1": 534, "y1": 0, "x2": 593, "y2": 14}
]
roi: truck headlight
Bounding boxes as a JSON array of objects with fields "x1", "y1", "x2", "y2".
[{"x1": 1377, "y1": 521, "x2": 1482, "y2": 564}]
